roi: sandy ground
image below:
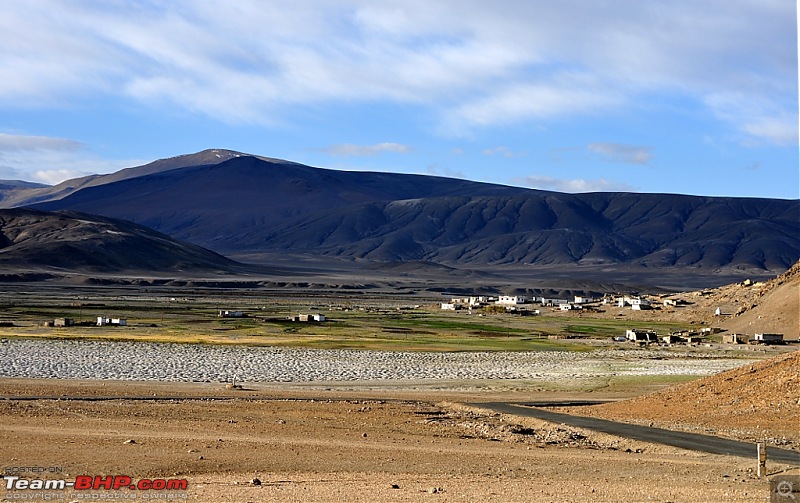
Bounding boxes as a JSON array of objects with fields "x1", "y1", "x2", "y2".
[{"x1": 1, "y1": 379, "x2": 797, "y2": 502}]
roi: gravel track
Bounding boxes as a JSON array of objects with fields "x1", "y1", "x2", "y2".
[{"x1": 0, "y1": 339, "x2": 754, "y2": 383}]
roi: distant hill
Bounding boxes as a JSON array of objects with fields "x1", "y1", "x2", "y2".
[
  {"x1": 0, "y1": 180, "x2": 49, "y2": 204},
  {"x1": 4, "y1": 150, "x2": 797, "y2": 282},
  {"x1": 0, "y1": 208, "x2": 241, "y2": 274}
]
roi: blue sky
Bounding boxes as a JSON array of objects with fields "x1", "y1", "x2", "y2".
[{"x1": 0, "y1": 0, "x2": 797, "y2": 199}]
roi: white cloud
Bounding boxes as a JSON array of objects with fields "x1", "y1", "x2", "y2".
[
  {"x1": 444, "y1": 77, "x2": 622, "y2": 134},
  {"x1": 482, "y1": 146, "x2": 521, "y2": 158},
  {"x1": 741, "y1": 119, "x2": 797, "y2": 147},
  {"x1": 0, "y1": 133, "x2": 145, "y2": 184},
  {"x1": 588, "y1": 143, "x2": 653, "y2": 165},
  {"x1": 0, "y1": 134, "x2": 83, "y2": 152},
  {"x1": 0, "y1": 1, "x2": 794, "y2": 142},
  {"x1": 32, "y1": 169, "x2": 91, "y2": 185},
  {"x1": 514, "y1": 175, "x2": 636, "y2": 193},
  {"x1": 323, "y1": 142, "x2": 412, "y2": 157},
  {"x1": 704, "y1": 92, "x2": 797, "y2": 146},
  {"x1": 23, "y1": 156, "x2": 146, "y2": 185}
]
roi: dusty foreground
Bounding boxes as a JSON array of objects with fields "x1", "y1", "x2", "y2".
[{"x1": 1, "y1": 379, "x2": 797, "y2": 503}]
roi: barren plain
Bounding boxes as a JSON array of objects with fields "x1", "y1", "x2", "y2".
[{"x1": 0, "y1": 270, "x2": 798, "y2": 502}]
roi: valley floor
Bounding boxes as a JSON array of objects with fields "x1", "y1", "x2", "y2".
[{"x1": 1, "y1": 378, "x2": 797, "y2": 503}]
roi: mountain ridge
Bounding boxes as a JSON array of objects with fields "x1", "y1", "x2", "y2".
[
  {"x1": 248, "y1": 191, "x2": 797, "y2": 270},
  {"x1": 3, "y1": 150, "x2": 796, "y2": 280}
]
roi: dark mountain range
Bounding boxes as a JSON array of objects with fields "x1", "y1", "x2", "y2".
[
  {"x1": 5, "y1": 150, "x2": 798, "y2": 283},
  {"x1": 0, "y1": 208, "x2": 241, "y2": 273},
  {"x1": 251, "y1": 192, "x2": 799, "y2": 271},
  {"x1": 24, "y1": 152, "x2": 529, "y2": 247}
]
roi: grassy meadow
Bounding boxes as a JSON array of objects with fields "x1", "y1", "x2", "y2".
[{"x1": 0, "y1": 286, "x2": 695, "y2": 352}]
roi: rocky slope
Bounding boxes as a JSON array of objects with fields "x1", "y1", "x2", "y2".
[{"x1": 717, "y1": 260, "x2": 800, "y2": 338}]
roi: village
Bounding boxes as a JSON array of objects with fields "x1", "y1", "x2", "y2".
[
  {"x1": 18, "y1": 284, "x2": 788, "y2": 351},
  {"x1": 1, "y1": 272, "x2": 797, "y2": 503},
  {"x1": 439, "y1": 291, "x2": 788, "y2": 347}
]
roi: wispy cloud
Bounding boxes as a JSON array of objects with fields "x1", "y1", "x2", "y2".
[
  {"x1": 588, "y1": 142, "x2": 653, "y2": 165},
  {"x1": 322, "y1": 142, "x2": 412, "y2": 157},
  {"x1": 704, "y1": 92, "x2": 797, "y2": 146},
  {"x1": 0, "y1": 1, "x2": 793, "y2": 143},
  {"x1": 513, "y1": 175, "x2": 636, "y2": 193},
  {"x1": 481, "y1": 146, "x2": 523, "y2": 158},
  {"x1": 0, "y1": 134, "x2": 83, "y2": 152},
  {"x1": 31, "y1": 169, "x2": 91, "y2": 185},
  {"x1": 0, "y1": 133, "x2": 144, "y2": 184},
  {"x1": 444, "y1": 75, "x2": 622, "y2": 133}
]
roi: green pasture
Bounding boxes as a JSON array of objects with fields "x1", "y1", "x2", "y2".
[{"x1": 0, "y1": 290, "x2": 698, "y2": 352}]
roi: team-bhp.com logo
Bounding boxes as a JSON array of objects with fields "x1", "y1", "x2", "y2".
[
  {"x1": 6, "y1": 475, "x2": 188, "y2": 491},
  {"x1": 4, "y1": 468, "x2": 188, "y2": 500}
]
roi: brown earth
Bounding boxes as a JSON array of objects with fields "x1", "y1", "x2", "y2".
[
  {"x1": 718, "y1": 261, "x2": 800, "y2": 339},
  {"x1": 570, "y1": 349, "x2": 800, "y2": 447},
  {"x1": 0, "y1": 379, "x2": 797, "y2": 502},
  {"x1": 665, "y1": 260, "x2": 799, "y2": 339},
  {"x1": 1, "y1": 268, "x2": 798, "y2": 502}
]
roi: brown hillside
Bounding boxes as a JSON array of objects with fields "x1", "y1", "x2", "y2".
[
  {"x1": 652, "y1": 260, "x2": 800, "y2": 340},
  {"x1": 580, "y1": 350, "x2": 800, "y2": 445},
  {"x1": 720, "y1": 260, "x2": 800, "y2": 340}
]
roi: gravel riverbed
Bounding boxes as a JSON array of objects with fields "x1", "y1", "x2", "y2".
[{"x1": 0, "y1": 339, "x2": 755, "y2": 383}]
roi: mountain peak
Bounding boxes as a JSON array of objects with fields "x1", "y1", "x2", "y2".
[
  {"x1": 170, "y1": 148, "x2": 250, "y2": 163},
  {"x1": 5, "y1": 150, "x2": 798, "y2": 285},
  {"x1": 185, "y1": 148, "x2": 305, "y2": 167}
]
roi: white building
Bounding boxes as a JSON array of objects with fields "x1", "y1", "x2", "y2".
[
  {"x1": 496, "y1": 296, "x2": 527, "y2": 306},
  {"x1": 219, "y1": 310, "x2": 244, "y2": 318},
  {"x1": 626, "y1": 329, "x2": 657, "y2": 342},
  {"x1": 97, "y1": 317, "x2": 127, "y2": 327},
  {"x1": 469, "y1": 296, "x2": 488, "y2": 306},
  {"x1": 754, "y1": 333, "x2": 783, "y2": 343},
  {"x1": 450, "y1": 296, "x2": 487, "y2": 307},
  {"x1": 541, "y1": 298, "x2": 569, "y2": 306},
  {"x1": 619, "y1": 296, "x2": 651, "y2": 309}
]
